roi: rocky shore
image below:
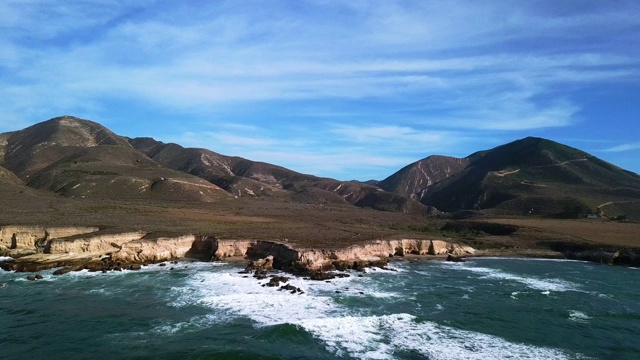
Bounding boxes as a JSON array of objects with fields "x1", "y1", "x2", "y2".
[
  {"x1": 0, "y1": 225, "x2": 476, "y2": 276},
  {"x1": 1, "y1": 225, "x2": 639, "y2": 279}
]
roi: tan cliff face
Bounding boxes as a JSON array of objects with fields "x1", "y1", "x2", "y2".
[
  {"x1": 0, "y1": 226, "x2": 100, "y2": 250},
  {"x1": 1, "y1": 225, "x2": 475, "y2": 272},
  {"x1": 111, "y1": 235, "x2": 215, "y2": 263},
  {"x1": 293, "y1": 239, "x2": 475, "y2": 270},
  {"x1": 217, "y1": 238, "x2": 475, "y2": 271},
  {"x1": 47, "y1": 231, "x2": 147, "y2": 257},
  {"x1": 213, "y1": 240, "x2": 256, "y2": 259}
]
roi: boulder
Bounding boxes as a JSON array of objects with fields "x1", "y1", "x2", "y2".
[
  {"x1": 309, "y1": 271, "x2": 336, "y2": 281},
  {"x1": 446, "y1": 254, "x2": 465, "y2": 262},
  {"x1": 266, "y1": 275, "x2": 289, "y2": 287},
  {"x1": 279, "y1": 284, "x2": 303, "y2": 294},
  {"x1": 53, "y1": 267, "x2": 75, "y2": 275},
  {"x1": 245, "y1": 255, "x2": 274, "y2": 273},
  {"x1": 84, "y1": 262, "x2": 107, "y2": 272}
]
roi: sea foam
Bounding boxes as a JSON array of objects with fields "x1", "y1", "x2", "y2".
[
  {"x1": 441, "y1": 263, "x2": 580, "y2": 292},
  {"x1": 300, "y1": 313, "x2": 578, "y2": 360},
  {"x1": 568, "y1": 310, "x2": 591, "y2": 323},
  {"x1": 180, "y1": 270, "x2": 342, "y2": 325},
  {"x1": 172, "y1": 266, "x2": 582, "y2": 359}
]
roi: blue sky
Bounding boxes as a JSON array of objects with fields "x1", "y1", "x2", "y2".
[{"x1": 1, "y1": 0, "x2": 639, "y2": 180}]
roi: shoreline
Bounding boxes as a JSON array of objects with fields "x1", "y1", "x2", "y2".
[
  {"x1": 1, "y1": 224, "x2": 639, "y2": 277},
  {"x1": 1, "y1": 241, "x2": 637, "y2": 278}
]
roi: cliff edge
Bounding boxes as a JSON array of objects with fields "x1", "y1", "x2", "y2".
[{"x1": 0, "y1": 225, "x2": 474, "y2": 274}]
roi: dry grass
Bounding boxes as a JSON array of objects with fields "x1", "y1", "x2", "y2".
[
  {"x1": 1, "y1": 181, "x2": 638, "y2": 251},
  {"x1": 483, "y1": 218, "x2": 640, "y2": 248}
]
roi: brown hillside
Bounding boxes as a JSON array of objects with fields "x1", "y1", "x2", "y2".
[{"x1": 378, "y1": 155, "x2": 469, "y2": 199}]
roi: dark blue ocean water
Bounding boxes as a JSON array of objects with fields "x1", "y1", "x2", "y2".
[{"x1": 1, "y1": 257, "x2": 638, "y2": 359}]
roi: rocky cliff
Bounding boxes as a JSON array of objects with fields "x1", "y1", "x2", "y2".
[
  {"x1": 111, "y1": 234, "x2": 217, "y2": 263},
  {"x1": 212, "y1": 239, "x2": 256, "y2": 259},
  {"x1": 220, "y1": 238, "x2": 475, "y2": 271},
  {"x1": 0, "y1": 225, "x2": 100, "y2": 253},
  {"x1": 47, "y1": 231, "x2": 147, "y2": 257},
  {"x1": 0, "y1": 225, "x2": 475, "y2": 274},
  {"x1": 4, "y1": 224, "x2": 639, "y2": 274}
]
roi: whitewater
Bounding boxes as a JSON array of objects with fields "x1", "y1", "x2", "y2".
[{"x1": 1, "y1": 258, "x2": 638, "y2": 359}]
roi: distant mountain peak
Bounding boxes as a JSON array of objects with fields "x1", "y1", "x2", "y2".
[
  {"x1": 1, "y1": 116, "x2": 638, "y2": 219},
  {"x1": 2, "y1": 116, "x2": 131, "y2": 178},
  {"x1": 14, "y1": 115, "x2": 129, "y2": 149},
  {"x1": 420, "y1": 137, "x2": 640, "y2": 214}
]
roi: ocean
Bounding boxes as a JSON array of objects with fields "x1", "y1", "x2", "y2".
[{"x1": 0, "y1": 257, "x2": 638, "y2": 359}]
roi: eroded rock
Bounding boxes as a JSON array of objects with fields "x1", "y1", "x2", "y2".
[
  {"x1": 245, "y1": 255, "x2": 274, "y2": 273},
  {"x1": 266, "y1": 275, "x2": 290, "y2": 287},
  {"x1": 446, "y1": 254, "x2": 465, "y2": 262},
  {"x1": 53, "y1": 267, "x2": 75, "y2": 275}
]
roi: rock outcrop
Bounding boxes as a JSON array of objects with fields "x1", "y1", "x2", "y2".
[
  {"x1": 0, "y1": 226, "x2": 100, "y2": 255},
  {"x1": 0, "y1": 228, "x2": 216, "y2": 272},
  {"x1": 545, "y1": 242, "x2": 640, "y2": 267},
  {"x1": 0, "y1": 224, "x2": 476, "y2": 275},
  {"x1": 244, "y1": 255, "x2": 274, "y2": 273},
  {"x1": 47, "y1": 231, "x2": 146, "y2": 256},
  {"x1": 110, "y1": 234, "x2": 214, "y2": 263},
  {"x1": 240, "y1": 239, "x2": 475, "y2": 273},
  {"x1": 212, "y1": 240, "x2": 255, "y2": 260}
]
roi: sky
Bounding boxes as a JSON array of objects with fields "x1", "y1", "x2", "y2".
[{"x1": 1, "y1": 0, "x2": 639, "y2": 180}]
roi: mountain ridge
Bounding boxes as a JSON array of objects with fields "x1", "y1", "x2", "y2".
[
  {"x1": 381, "y1": 136, "x2": 640, "y2": 218},
  {"x1": 1, "y1": 116, "x2": 639, "y2": 219}
]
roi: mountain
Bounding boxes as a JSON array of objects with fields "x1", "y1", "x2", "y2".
[
  {"x1": 128, "y1": 136, "x2": 436, "y2": 215},
  {"x1": 2, "y1": 116, "x2": 130, "y2": 178},
  {"x1": 128, "y1": 137, "x2": 318, "y2": 197},
  {"x1": 381, "y1": 137, "x2": 640, "y2": 218},
  {"x1": 0, "y1": 116, "x2": 229, "y2": 202},
  {"x1": 0, "y1": 116, "x2": 434, "y2": 216},
  {"x1": 2, "y1": 117, "x2": 638, "y2": 220},
  {"x1": 378, "y1": 155, "x2": 469, "y2": 200}
]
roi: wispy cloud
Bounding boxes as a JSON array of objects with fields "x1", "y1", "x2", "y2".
[
  {"x1": 0, "y1": 1, "x2": 639, "y2": 177},
  {"x1": 442, "y1": 99, "x2": 579, "y2": 131},
  {"x1": 601, "y1": 142, "x2": 640, "y2": 153},
  {"x1": 329, "y1": 124, "x2": 455, "y2": 149},
  {"x1": 174, "y1": 131, "x2": 275, "y2": 153},
  {"x1": 166, "y1": 122, "x2": 477, "y2": 179}
]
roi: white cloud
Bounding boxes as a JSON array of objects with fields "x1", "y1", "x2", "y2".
[
  {"x1": 163, "y1": 122, "x2": 476, "y2": 180},
  {"x1": 0, "y1": 1, "x2": 639, "y2": 175},
  {"x1": 174, "y1": 131, "x2": 274, "y2": 152},
  {"x1": 601, "y1": 142, "x2": 640, "y2": 153},
  {"x1": 329, "y1": 124, "x2": 451, "y2": 145},
  {"x1": 444, "y1": 100, "x2": 579, "y2": 131},
  {"x1": 247, "y1": 150, "x2": 413, "y2": 177}
]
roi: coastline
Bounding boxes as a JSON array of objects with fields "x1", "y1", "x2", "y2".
[
  {"x1": 0, "y1": 227, "x2": 475, "y2": 276},
  {"x1": 1, "y1": 224, "x2": 639, "y2": 280}
]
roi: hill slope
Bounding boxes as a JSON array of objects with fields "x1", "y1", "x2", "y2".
[
  {"x1": 378, "y1": 155, "x2": 469, "y2": 200},
  {"x1": 0, "y1": 116, "x2": 229, "y2": 202},
  {"x1": 0, "y1": 116, "x2": 433, "y2": 216},
  {"x1": 3, "y1": 118, "x2": 638, "y2": 219},
  {"x1": 382, "y1": 137, "x2": 640, "y2": 218},
  {"x1": 128, "y1": 137, "x2": 314, "y2": 197},
  {"x1": 129, "y1": 137, "x2": 436, "y2": 215}
]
